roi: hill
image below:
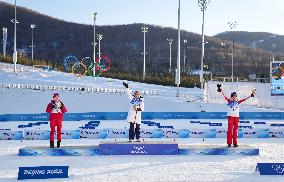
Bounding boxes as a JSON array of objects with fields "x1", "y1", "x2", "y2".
[
  {"x1": 215, "y1": 31, "x2": 284, "y2": 55},
  {"x1": 1, "y1": 1, "x2": 283, "y2": 82}
]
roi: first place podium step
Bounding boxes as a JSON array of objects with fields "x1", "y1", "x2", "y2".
[{"x1": 99, "y1": 141, "x2": 178, "y2": 155}]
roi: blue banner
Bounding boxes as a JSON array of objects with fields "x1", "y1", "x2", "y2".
[
  {"x1": 80, "y1": 129, "x2": 108, "y2": 139},
  {"x1": 1, "y1": 112, "x2": 284, "y2": 122},
  {"x1": 140, "y1": 129, "x2": 164, "y2": 138},
  {"x1": 162, "y1": 129, "x2": 190, "y2": 138},
  {"x1": 257, "y1": 163, "x2": 284, "y2": 175},
  {"x1": 24, "y1": 130, "x2": 80, "y2": 140},
  {"x1": 18, "y1": 166, "x2": 69, "y2": 180},
  {"x1": 189, "y1": 129, "x2": 217, "y2": 138},
  {"x1": 269, "y1": 128, "x2": 284, "y2": 138},
  {"x1": 0, "y1": 130, "x2": 23, "y2": 140},
  {"x1": 1, "y1": 128, "x2": 279, "y2": 140}
]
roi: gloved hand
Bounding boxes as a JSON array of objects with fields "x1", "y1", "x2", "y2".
[
  {"x1": 136, "y1": 108, "x2": 142, "y2": 111},
  {"x1": 251, "y1": 89, "x2": 256, "y2": 97},
  {"x1": 217, "y1": 84, "x2": 222, "y2": 92},
  {"x1": 60, "y1": 101, "x2": 64, "y2": 108},
  {"x1": 51, "y1": 100, "x2": 56, "y2": 108},
  {"x1": 123, "y1": 82, "x2": 128, "y2": 88}
]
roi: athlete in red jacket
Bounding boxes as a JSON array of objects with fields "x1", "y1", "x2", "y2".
[
  {"x1": 217, "y1": 84, "x2": 256, "y2": 147},
  {"x1": 46, "y1": 93, "x2": 67, "y2": 148}
]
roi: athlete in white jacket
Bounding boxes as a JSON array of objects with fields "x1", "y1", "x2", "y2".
[{"x1": 123, "y1": 82, "x2": 145, "y2": 142}]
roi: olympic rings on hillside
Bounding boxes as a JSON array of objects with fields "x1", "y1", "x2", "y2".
[
  {"x1": 95, "y1": 56, "x2": 111, "y2": 72},
  {"x1": 64, "y1": 55, "x2": 112, "y2": 78},
  {"x1": 71, "y1": 62, "x2": 88, "y2": 78},
  {"x1": 64, "y1": 55, "x2": 78, "y2": 72}
]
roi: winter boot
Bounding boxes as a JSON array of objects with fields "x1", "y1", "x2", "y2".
[
  {"x1": 50, "y1": 141, "x2": 54, "y2": 148},
  {"x1": 227, "y1": 144, "x2": 231, "y2": 147},
  {"x1": 233, "y1": 144, "x2": 238, "y2": 148},
  {"x1": 57, "y1": 140, "x2": 61, "y2": 148}
]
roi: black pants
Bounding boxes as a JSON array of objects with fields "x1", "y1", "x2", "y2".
[{"x1": 129, "y1": 122, "x2": 140, "y2": 140}]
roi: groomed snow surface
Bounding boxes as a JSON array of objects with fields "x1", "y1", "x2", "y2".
[
  {"x1": 0, "y1": 62, "x2": 277, "y2": 114},
  {"x1": 0, "y1": 138, "x2": 283, "y2": 182}
]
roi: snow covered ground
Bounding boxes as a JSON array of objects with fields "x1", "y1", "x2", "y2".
[
  {"x1": 0, "y1": 138, "x2": 283, "y2": 182},
  {"x1": 0, "y1": 62, "x2": 277, "y2": 114},
  {"x1": 0, "y1": 63, "x2": 283, "y2": 182}
]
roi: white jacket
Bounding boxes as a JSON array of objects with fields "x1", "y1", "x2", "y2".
[
  {"x1": 126, "y1": 88, "x2": 145, "y2": 124},
  {"x1": 221, "y1": 92, "x2": 250, "y2": 117},
  {"x1": 226, "y1": 101, "x2": 241, "y2": 117}
]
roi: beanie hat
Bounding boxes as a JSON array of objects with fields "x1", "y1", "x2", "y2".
[
  {"x1": 53, "y1": 93, "x2": 59, "y2": 98},
  {"x1": 231, "y1": 92, "x2": 237, "y2": 98}
]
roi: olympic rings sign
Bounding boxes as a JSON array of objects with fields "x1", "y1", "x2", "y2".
[
  {"x1": 272, "y1": 64, "x2": 284, "y2": 79},
  {"x1": 64, "y1": 55, "x2": 111, "y2": 78}
]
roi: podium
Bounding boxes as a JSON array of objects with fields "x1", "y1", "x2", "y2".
[
  {"x1": 179, "y1": 144, "x2": 259, "y2": 156},
  {"x1": 18, "y1": 143, "x2": 259, "y2": 156},
  {"x1": 19, "y1": 146, "x2": 99, "y2": 156},
  {"x1": 99, "y1": 141, "x2": 178, "y2": 155}
]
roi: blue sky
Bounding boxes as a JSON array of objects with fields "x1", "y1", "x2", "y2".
[{"x1": 2, "y1": 0, "x2": 284, "y2": 36}]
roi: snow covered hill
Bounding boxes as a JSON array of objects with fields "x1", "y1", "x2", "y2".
[{"x1": 0, "y1": 62, "x2": 275, "y2": 114}]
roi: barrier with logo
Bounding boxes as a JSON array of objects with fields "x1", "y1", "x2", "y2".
[
  {"x1": 1, "y1": 112, "x2": 284, "y2": 121},
  {"x1": 80, "y1": 129, "x2": 108, "y2": 139},
  {"x1": 256, "y1": 163, "x2": 284, "y2": 175},
  {"x1": 269, "y1": 128, "x2": 284, "y2": 138},
  {"x1": 18, "y1": 166, "x2": 69, "y2": 180},
  {"x1": 241, "y1": 128, "x2": 269, "y2": 138},
  {"x1": 0, "y1": 130, "x2": 23, "y2": 140},
  {"x1": 79, "y1": 128, "x2": 165, "y2": 139},
  {"x1": 140, "y1": 129, "x2": 164, "y2": 138},
  {"x1": 24, "y1": 130, "x2": 80, "y2": 140},
  {"x1": 2, "y1": 127, "x2": 283, "y2": 140},
  {"x1": 104, "y1": 128, "x2": 129, "y2": 138},
  {"x1": 189, "y1": 129, "x2": 217, "y2": 138},
  {"x1": 162, "y1": 129, "x2": 190, "y2": 138}
]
